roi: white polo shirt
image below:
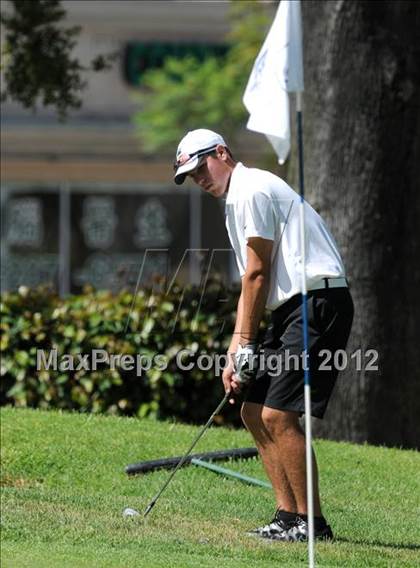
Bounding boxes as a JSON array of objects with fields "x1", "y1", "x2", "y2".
[{"x1": 225, "y1": 163, "x2": 346, "y2": 311}]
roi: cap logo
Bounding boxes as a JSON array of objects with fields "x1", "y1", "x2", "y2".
[{"x1": 177, "y1": 153, "x2": 191, "y2": 166}]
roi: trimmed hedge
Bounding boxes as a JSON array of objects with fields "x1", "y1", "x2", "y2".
[{"x1": 0, "y1": 281, "x2": 259, "y2": 426}]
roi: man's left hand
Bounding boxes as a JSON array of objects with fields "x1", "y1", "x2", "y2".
[{"x1": 233, "y1": 343, "x2": 258, "y2": 386}]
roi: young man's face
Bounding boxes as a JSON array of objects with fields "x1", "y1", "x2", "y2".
[{"x1": 189, "y1": 145, "x2": 233, "y2": 198}]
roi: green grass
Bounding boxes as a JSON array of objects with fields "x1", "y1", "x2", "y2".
[{"x1": 1, "y1": 408, "x2": 419, "y2": 567}]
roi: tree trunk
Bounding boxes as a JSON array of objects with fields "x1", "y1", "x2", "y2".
[{"x1": 300, "y1": 0, "x2": 420, "y2": 448}]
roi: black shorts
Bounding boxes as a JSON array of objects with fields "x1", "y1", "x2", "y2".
[{"x1": 244, "y1": 287, "x2": 354, "y2": 419}]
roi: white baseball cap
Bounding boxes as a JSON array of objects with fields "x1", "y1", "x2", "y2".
[{"x1": 173, "y1": 129, "x2": 227, "y2": 185}]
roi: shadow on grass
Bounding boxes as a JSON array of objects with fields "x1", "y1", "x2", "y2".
[{"x1": 336, "y1": 537, "x2": 420, "y2": 552}]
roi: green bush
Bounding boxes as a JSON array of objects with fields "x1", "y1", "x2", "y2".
[{"x1": 0, "y1": 282, "x2": 261, "y2": 426}]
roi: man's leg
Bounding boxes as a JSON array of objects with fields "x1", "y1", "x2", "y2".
[
  {"x1": 241, "y1": 401, "x2": 296, "y2": 511},
  {"x1": 241, "y1": 401, "x2": 322, "y2": 517}
]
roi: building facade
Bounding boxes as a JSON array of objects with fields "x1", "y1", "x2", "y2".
[{"x1": 2, "y1": 1, "x2": 273, "y2": 293}]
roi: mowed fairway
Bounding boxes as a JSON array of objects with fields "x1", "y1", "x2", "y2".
[{"x1": 1, "y1": 408, "x2": 419, "y2": 567}]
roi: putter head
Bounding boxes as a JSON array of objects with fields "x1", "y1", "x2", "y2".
[{"x1": 143, "y1": 500, "x2": 156, "y2": 518}]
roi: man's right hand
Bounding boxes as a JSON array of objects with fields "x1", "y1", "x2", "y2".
[{"x1": 222, "y1": 359, "x2": 241, "y2": 404}]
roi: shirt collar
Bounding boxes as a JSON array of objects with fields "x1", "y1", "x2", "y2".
[{"x1": 225, "y1": 162, "x2": 244, "y2": 202}]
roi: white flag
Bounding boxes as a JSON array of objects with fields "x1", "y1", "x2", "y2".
[{"x1": 243, "y1": 0, "x2": 304, "y2": 164}]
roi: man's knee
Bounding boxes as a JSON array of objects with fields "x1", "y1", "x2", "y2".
[
  {"x1": 260, "y1": 406, "x2": 301, "y2": 437},
  {"x1": 241, "y1": 401, "x2": 263, "y2": 430},
  {"x1": 241, "y1": 402, "x2": 275, "y2": 445}
]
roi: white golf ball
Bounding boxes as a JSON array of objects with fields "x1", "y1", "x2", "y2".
[{"x1": 122, "y1": 507, "x2": 140, "y2": 517}]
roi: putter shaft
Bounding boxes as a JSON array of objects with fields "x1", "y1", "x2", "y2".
[{"x1": 143, "y1": 391, "x2": 230, "y2": 517}]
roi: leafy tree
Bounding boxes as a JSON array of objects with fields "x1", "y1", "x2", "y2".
[
  {"x1": 1, "y1": 0, "x2": 114, "y2": 118},
  {"x1": 133, "y1": 1, "x2": 272, "y2": 153}
]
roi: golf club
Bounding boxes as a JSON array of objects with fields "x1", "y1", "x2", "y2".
[{"x1": 124, "y1": 390, "x2": 231, "y2": 518}]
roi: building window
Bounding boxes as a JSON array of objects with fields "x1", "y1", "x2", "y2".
[{"x1": 123, "y1": 42, "x2": 228, "y2": 86}]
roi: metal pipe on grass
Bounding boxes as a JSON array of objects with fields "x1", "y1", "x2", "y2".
[{"x1": 191, "y1": 458, "x2": 271, "y2": 489}]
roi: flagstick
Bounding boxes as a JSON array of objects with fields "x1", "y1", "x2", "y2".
[{"x1": 296, "y1": 91, "x2": 315, "y2": 568}]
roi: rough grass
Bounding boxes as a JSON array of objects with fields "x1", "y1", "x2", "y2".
[{"x1": 1, "y1": 407, "x2": 419, "y2": 567}]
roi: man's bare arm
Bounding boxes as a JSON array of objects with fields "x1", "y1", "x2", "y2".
[
  {"x1": 239, "y1": 237, "x2": 273, "y2": 345},
  {"x1": 222, "y1": 237, "x2": 273, "y2": 401},
  {"x1": 228, "y1": 292, "x2": 244, "y2": 354}
]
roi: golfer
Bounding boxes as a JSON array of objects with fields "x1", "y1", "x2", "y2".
[{"x1": 173, "y1": 129, "x2": 354, "y2": 542}]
